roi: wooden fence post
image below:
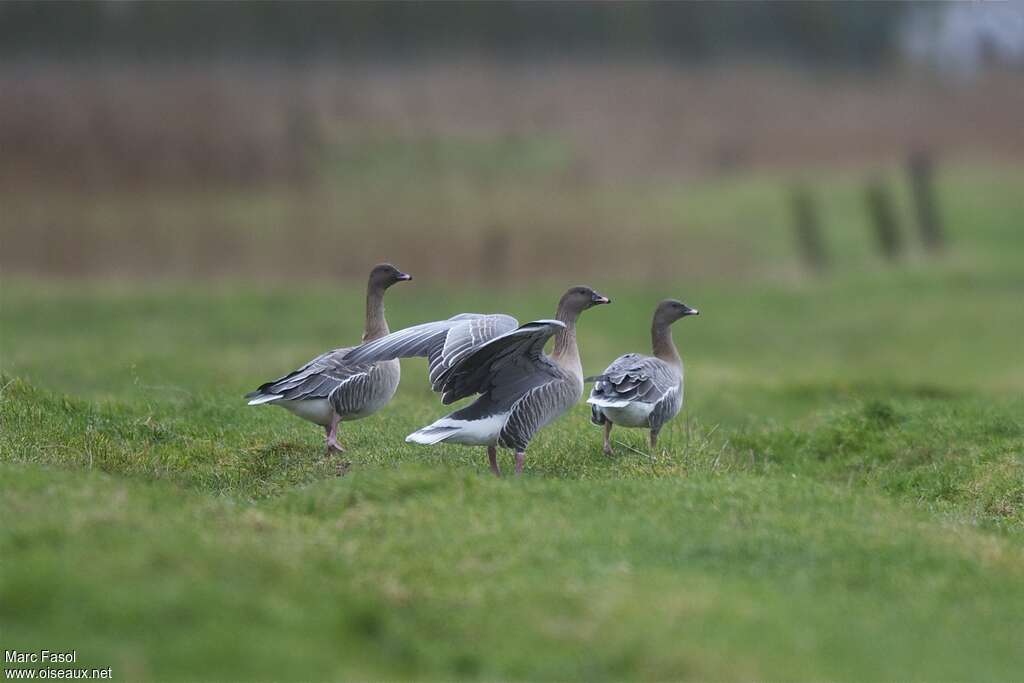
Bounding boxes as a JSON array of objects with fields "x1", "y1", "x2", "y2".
[
  {"x1": 907, "y1": 150, "x2": 945, "y2": 252},
  {"x1": 865, "y1": 177, "x2": 904, "y2": 262}
]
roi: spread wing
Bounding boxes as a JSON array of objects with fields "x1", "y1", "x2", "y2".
[
  {"x1": 342, "y1": 313, "x2": 519, "y2": 392},
  {"x1": 587, "y1": 354, "x2": 679, "y2": 408},
  {"x1": 246, "y1": 347, "x2": 372, "y2": 403},
  {"x1": 433, "y1": 319, "x2": 567, "y2": 405}
]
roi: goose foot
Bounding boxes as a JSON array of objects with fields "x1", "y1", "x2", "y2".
[
  {"x1": 514, "y1": 451, "x2": 525, "y2": 476},
  {"x1": 603, "y1": 422, "x2": 615, "y2": 457},
  {"x1": 324, "y1": 416, "x2": 345, "y2": 455},
  {"x1": 487, "y1": 446, "x2": 502, "y2": 477}
]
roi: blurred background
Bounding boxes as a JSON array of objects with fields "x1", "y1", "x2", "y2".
[
  {"x1": 2, "y1": 1, "x2": 1022, "y2": 283},
  {"x1": 2, "y1": 1, "x2": 1023, "y2": 426}
]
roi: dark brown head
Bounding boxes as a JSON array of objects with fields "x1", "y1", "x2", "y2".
[
  {"x1": 653, "y1": 299, "x2": 699, "y2": 327},
  {"x1": 557, "y1": 286, "x2": 612, "y2": 318},
  {"x1": 367, "y1": 263, "x2": 412, "y2": 292}
]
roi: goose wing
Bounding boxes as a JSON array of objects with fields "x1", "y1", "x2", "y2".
[
  {"x1": 587, "y1": 354, "x2": 679, "y2": 407},
  {"x1": 342, "y1": 313, "x2": 519, "y2": 392},
  {"x1": 246, "y1": 347, "x2": 372, "y2": 403},
  {"x1": 432, "y1": 319, "x2": 567, "y2": 405},
  {"x1": 647, "y1": 383, "x2": 683, "y2": 432},
  {"x1": 498, "y1": 373, "x2": 582, "y2": 451}
]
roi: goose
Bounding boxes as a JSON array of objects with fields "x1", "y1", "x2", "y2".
[
  {"x1": 344, "y1": 286, "x2": 611, "y2": 475},
  {"x1": 587, "y1": 299, "x2": 699, "y2": 455},
  {"x1": 245, "y1": 263, "x2": 412, "y2": 453}
]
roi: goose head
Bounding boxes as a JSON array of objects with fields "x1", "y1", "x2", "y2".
[
  {"x1": 368, "y1": 263, "x2": 413, "y2": 292},
  {"x1": 558, "y1": 286, "x2": 612, "y2": 317},
  {"x1": 654, "y1": 299, "x2": 700, "y2": 327}
]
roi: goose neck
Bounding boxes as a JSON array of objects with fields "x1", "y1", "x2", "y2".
[
  {"x1": 552, "y1": 306, "x2": 582, "y2": 376},
  {"x1": 651, "y1": 319, "x2": 681, "y2": 370},
  {"x1": 363, "y1": 285, "x2": 390, "y2": 342}
]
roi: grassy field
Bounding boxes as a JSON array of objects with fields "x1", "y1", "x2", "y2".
[{"x1": 2, "y1": 166, "x2": 1024, "y2": 680}]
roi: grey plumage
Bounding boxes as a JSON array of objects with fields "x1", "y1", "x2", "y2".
[
  {"x1": 245, "y1": 263, "x2": 412, "y2": 452},
  {"x1": 342, "y1": 313, "x2": 519, "y2": 392},
  {"x1": 247, "y1": 349, "x2": 401, "y2": 422},
  {"x1": 357, "y1": 286, "x2": 612, "y2": 475},
  {"x1": 247, "y1": 347, "x2": 364, "y2": 405},
  {"x1": 433, "y1": 320, "x2": 565, "y2": 404},
  {"x1": 402, "y1": 319, "x2": 583, "y2": 450},
  {"x1": 588, "y1": 354, "x2": 682, "y2": 433},
  {"x1": 648, "y1": 383, "x2": 682, "y2": 434},
  {"x1": 586, "y1": 298, "x2": 697, "y2": 453},
  {"x1": 435, "y1": 320, "x2": 581, "y2": 451},
  {"x1": 499, "y1": 368, "x2": 582, "y2": 452}
]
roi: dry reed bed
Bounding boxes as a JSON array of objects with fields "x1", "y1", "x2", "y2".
[
  {"x1": 4, "y1": 62, "x2": 1023, "y2": 184},
  {"x1": 2, "y1": 62, "x2": 1022, "y2": 281}
]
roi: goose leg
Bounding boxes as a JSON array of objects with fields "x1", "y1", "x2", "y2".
[
  {"x1": 488, "y1": 445, "x2": 501, "y2": 477},
  {"x1": 603, "y1": 421, "x2": 615, "y2": 456},
  {"x1": 514, "y1": 451, "x2": 526, "y2": 476},
  {"x1": 649, "y1": 428, "x2": 660, "y2": 453},
  {"x1": 324, "y1": 414, "x2": 345, "y2": 454}
]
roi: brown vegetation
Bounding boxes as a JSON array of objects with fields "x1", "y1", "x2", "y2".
[{"x1": 1, "y1": 62, "x2": 1022, "y2": 281}]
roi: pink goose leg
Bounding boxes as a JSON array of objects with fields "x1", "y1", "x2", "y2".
[
  {"x1": 514, "y1": 451, "x2": 526, "y2": 476},
  {"x1": 324, "y1": 413, "x2": 344, "y2": 453},
  {"x1": 488, "y1": 445, "x2": 501, "y2": 477}
]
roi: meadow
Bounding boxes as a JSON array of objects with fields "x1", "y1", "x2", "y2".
[{"x1": 3, "y1": 154, "x2": 1023, "y2": 680}]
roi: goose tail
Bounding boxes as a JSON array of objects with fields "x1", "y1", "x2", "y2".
[
  {"x1": 405, "y1": 424, "x2": 460, "y2": 445},
  {"x1": 586, "y1": 396, "x2": 631, "y2": 409},
  {"x1": 246, "y1": 393, "x2": 282, "y2": 406}
]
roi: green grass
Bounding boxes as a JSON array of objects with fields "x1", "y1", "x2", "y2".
[{"x1": 2, "y1": 166, "x2": 1024, "y2": 680}]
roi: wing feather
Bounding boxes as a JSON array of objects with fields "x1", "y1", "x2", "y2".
[
  {"x1": 587, "y1": 354, "x2": 679, "y2": 407},
  {"x1": 343, "y1": 313, "x2": 519, "y2": 393},
  {"x1": 499, "y1": 379, "x2": 580, "y2": 451},
  {"x1": 246, "y1": 347, "x2": 373, "y2": 402},
  {"x1": 433, "y1": 320, "x2": 566, "y2": 405},
  {"x1": 648, "y1": 384, "x2": 683, "y2": 432}
]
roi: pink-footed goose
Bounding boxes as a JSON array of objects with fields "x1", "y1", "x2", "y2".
[
  {"x1": 344, "y1": 286, "x2": 611, "y2": 475},
  {"x1": 587, "y1": 299, "x2": 699, "y2": 454},
  {"x1": 245, "y1": 263, "x2": 412, "y2": 453}
]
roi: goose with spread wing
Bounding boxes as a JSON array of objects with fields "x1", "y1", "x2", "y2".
[
  {"x1": 345, "y1": 286, "x2": 611, "y2": 475},
  {"x1": 587, "y1": 299, "x2": 699, "y2": 454},
  {"x1": 245, "y1": 263, "x2": 412, "y2": 453}
]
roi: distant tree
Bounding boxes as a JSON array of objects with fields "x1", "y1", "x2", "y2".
[{"x1": 0, "y1": 1, "x2": 911, "y2": 67}]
